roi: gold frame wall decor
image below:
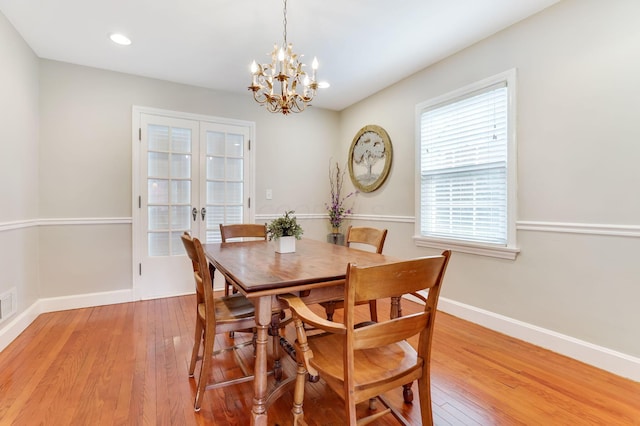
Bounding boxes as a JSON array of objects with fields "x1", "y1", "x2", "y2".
[{"x1": 348, "y1": 125, "x2": 393, "y2": 192}]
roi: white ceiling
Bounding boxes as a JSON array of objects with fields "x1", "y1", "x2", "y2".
[{"x1": 0, "y1": 0, "x2": 560, "y2": 111}]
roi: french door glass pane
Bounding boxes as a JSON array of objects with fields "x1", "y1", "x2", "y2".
[
  {"x1": 207, "y1": 182, "x2": 225, "y2": 203},
  {"x1": 148, "y1": 152, "x2": 169, "y2": 178},
  {"x1": 148, "y1": 179, "x2": 169, "y2": 204},
  {"x1": 226, "y1": 206, "x2": 242, "y2": 223},
  {"x1": 170, "y1": 153, "x2": 191, "y2": 178},
  {"x1": 148, "y1": 232, "x2": 169, "y2": 256},
  {"x1": 226, "y1": 158, "x2": 243, "y2": 180},
  {"x1": 147, "y1": 124, "x2": 193, "y2": 257},
  {"x1": 208, "y1": 206, "x2": 225, "y2": 228},
  {"x1": 148, "y1": 125, "x2": 169, "y2": 151},
  {"x1": 207, "y1": 156, "x2": 225, "y2": 180},
  {"x1": 171, "y1": 128, "x2": 191, "y2": 153},
  {"x1": 207, "y1": 131, "x2": 225, "y2": 156},
  {"x1": 148, "y1": 206, "x2": 169, "y2": 230},
  {"x1": 226, "y1": 133, "x2": 244, "y2": 157},
  {"x1": 226, "y1": 182, "x2": 243, "y2": 203},
  {"x1": 170, "y1": 180, "x2": 191, "y2": 204},
  {"x1": 170, "y1": 206, "x2": 191, "y2": 229}
]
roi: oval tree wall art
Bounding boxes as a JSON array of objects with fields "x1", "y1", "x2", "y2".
[{"x1": 348, "y1": 125, "x2": 393, "y2": 192}]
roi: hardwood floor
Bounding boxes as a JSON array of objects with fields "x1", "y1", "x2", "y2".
[{"x1": 0, "y1": 294, "x2": 638, "y2": 425}]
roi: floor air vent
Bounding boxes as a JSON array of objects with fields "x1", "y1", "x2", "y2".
[{"x1": 0, "y1": 288, "x2": 17, "y2": 323}]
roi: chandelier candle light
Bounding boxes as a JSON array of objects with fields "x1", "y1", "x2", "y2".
[{"x1": 248, "y1": 0, "x2": 319, "y2": 114}]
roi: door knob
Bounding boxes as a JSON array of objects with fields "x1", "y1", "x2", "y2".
[
  {"x1": 201, "y1": 207, "x2": 207, "y2": 221},
  {"x1": 192, "y1": 207, "x2": 197, "y2": 221}
]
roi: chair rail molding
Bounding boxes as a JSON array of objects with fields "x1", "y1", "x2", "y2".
[
  {"x1": 256, "y1": 215, "x2": 640, "y2": 238},
  {"x1": 38, "y1": 217, "x2": 132, "y2": 226},
  {"x1": 4, "y1": 216, "x2": 637, "y2": 239},
  {"x1": 0, "y1": 219, "x2": 39, "y2": 232},
  {"x1": 255, "y1": 213, "x2": 414, "y2": 224},
  {"x1": 0, "y1": 217, "x2": 132, "y2": 232},
  {"x1": 517, "y1": 221, "x2": 640, "y2": 238}
]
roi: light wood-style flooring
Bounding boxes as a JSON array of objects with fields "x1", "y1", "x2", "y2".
[{"x1": 0, "y1": 294, "x2": 638, "y2": 425}]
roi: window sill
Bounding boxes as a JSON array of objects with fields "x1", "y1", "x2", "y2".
[{"x1": 413, "y1": 236, "x2": 520, "y2": 260}]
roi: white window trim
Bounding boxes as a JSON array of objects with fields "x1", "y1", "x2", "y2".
[{"x1": 414, "y1": 69, "x2": 519, "y2": 260}]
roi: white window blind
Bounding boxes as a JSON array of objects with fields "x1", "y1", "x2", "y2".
[{"x1": 420, "y1": 82, "x2": 508, "y2": 245}]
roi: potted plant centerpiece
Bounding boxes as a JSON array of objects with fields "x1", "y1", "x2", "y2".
[{"x1": 267, "y1": 210, "x2": 303, "y2": 253}]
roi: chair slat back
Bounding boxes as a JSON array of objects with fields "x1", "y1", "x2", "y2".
[
  {"x1": 353, "y1": 312, "x2": 428, "y2": 350},
  {"x1": 345, "y1": 226, "x2": 387, "y2": 253},
  {"x1": 181, "y1": 233, "x2": 203, "y2": 299},
  {"x1": 182, "y1": 232, "x2": 199, "y2": 274},
  {"x1": 352, "y1": 255, "x2": 449, "y2": 303},
  {"x1": 220, "y1": 224, "x2": 267, "y2": 242},
  {"x1": 344, "y1": 251, "x2": 451, "y2": 351},
  {"x1": 181, "y1": 233, "x2": 215, "y2": 321}
]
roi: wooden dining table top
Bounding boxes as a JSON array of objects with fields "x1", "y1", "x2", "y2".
[{"x1": 203, "y1": 238, "x2": 399, "y2": 295}]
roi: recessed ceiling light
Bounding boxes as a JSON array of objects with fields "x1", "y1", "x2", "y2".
[
  {"x1": 318, "y1": 81, "x2": 330, "y2": 89},
  {"x1": 109, "y1": 33, "x2": 132, "y2": 46}
]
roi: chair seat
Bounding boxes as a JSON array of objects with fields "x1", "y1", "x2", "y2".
[
  {"x1": 215, "y1": 292, "x2": 255, "y2": 319},
  {"x1": 197, "y1": 293, "x2": 256, "y2": 334},
  {"x1": 307, "y1": 333, "x2": 423, "y2": 399}
]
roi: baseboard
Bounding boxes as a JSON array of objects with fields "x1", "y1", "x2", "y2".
[
  {"x1": 0, "y1": 302, "x2": 41, "y2": 353},
  {"x1": 37, "y1": 289, "x2": 135, "y2": 312},
  {"x1": 437, "y1": 297, "x2": 640, "y2": 382},
  {"x1": 0, "y1": 289, "x2": 135, "y2": 353}
]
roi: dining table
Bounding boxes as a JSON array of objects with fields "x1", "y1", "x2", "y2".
[{"x1": 203, "y1": 237, "x2": 401, "y2": 426}]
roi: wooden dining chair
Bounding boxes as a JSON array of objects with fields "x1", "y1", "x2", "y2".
[
  {"x1": 279, "y1": 250, "x2": 451, "y2": 425},
  {"x1": 219, "y1": 223, "x2": 268, "y2": 296},
  {"x1": 321, "y1": 226, "x2": 388, "y2": 322},
  {"x1": 182, "y1": 233, "x2": 279, "y2": 411}
]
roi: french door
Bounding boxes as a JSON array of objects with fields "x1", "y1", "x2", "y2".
[{"x1": 133, "y1": 107, "x2": 254, "y2": 299}]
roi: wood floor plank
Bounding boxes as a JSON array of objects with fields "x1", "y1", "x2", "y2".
[
  {"x1": 0, "y1": 294, "x2": 638, "y2": 425},
  {"x1": 0, "y1": 308, "x2": 91, "y2": 424},
  {"x1": 29, "y1": 307, "x2": 102, "y2": 425},
  {"x1": 143, "y1": 299, "x2": 159, "y2": 425},
  {"x1": 69, "y1": 304, "x2": 123, "y2": 425},
  {"x1": 118, "y1": 298, "x2": 151, "y2": 425}
]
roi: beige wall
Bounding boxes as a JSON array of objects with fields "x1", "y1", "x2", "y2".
[
  {"x1": 338, "y1": 0, "x2": 640, "y2": 357},
  {"x1": 0, "y1": 11, "x2": 40, "y2": 312}
]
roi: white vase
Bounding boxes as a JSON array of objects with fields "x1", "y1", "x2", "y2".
[{"x1": 275, "y1": 236, "x2": 296, "y2": 253}]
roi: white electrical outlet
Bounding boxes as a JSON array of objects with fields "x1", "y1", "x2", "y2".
[{"x1": 266, "y1": 189, "x2": 273, "y2": 200}]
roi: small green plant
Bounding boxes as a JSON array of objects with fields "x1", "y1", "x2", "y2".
[{"x1": 267, "y1": 210, "x2": 304, "y2": 240}]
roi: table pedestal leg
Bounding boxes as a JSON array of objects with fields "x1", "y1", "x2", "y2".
[
  {"x1": 251, "y1": 297, "x2": 271, "y2": 426},
  {"x1": 269, "y1": 313, "x2": 283, "y2": 381}
]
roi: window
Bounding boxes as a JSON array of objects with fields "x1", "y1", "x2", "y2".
[{"x1": 415, "y1": 70, "x2": 519, "y2": 259}]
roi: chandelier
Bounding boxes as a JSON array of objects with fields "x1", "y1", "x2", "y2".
[{"x1": 248, "y1": 0, "x2": 319, "y2": 115}]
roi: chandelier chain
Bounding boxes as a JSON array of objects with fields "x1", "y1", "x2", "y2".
[{"x1": 282, "y1": 0, "x2": 287, "y2": 45}]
